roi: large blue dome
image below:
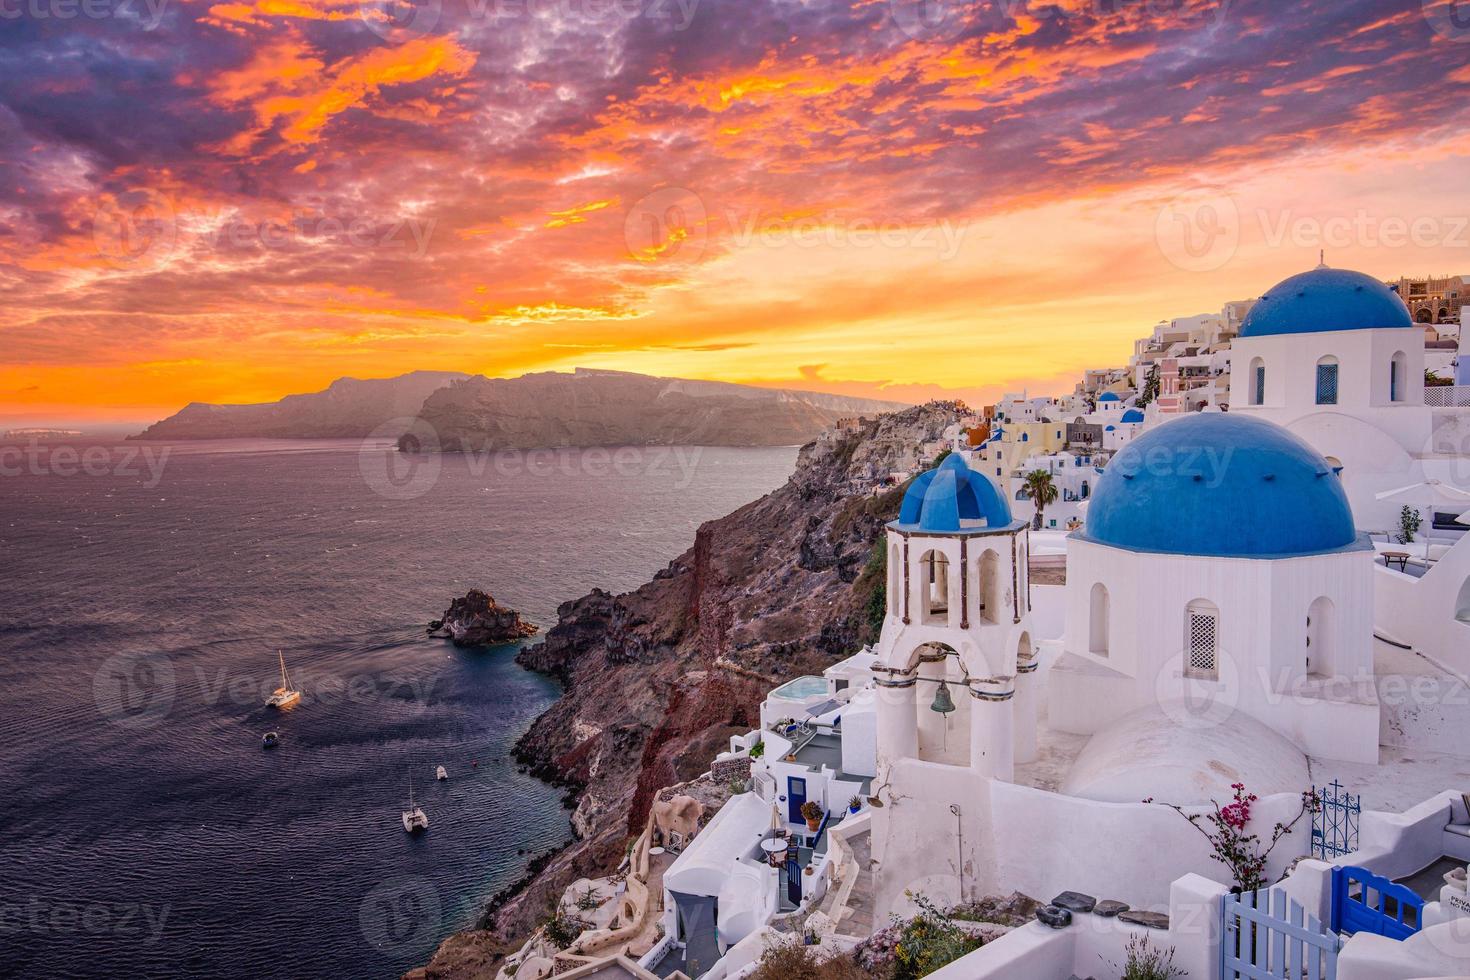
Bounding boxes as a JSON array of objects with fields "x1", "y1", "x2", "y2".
[
  {"x1": 1239, "y1": 267, "x2": 1413, "y2": 338},
  {"x1": 896, "y1": 453, "x2": 1013, "y2": 533},
  {"x1": 1078, "y1": 414, "x2": 1359, "y2": 558}
]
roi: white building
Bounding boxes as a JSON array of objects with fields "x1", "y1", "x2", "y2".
[
  {"x1": 1048, "y1": 412, "x2": 1381, "y2": 765},
  {"x1": 1228, "y1": 264, "x2": 1470, "y2": 533}
]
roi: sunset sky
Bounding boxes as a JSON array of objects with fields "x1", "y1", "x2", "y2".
[{"x1": 2, "y1": 0, "x2": 1469, "y2": 424}]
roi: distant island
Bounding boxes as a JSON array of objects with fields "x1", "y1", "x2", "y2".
[
  {"x1": 134, "y1": 368, "x2": 906, "y2": 449},
  {"x1": 4, "y1": 428, "x2": 83, "y2": 439},
  {"x1": 131, "y1": 371, "x2": 469, "y2": 440},
  {"x1": 405, "y1": 368, "x2": 906, "y2": 451}
]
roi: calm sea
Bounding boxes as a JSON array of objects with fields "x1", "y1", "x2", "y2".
[{"x1": 0, "y1": 437, "x2": 796, "y2": 979}]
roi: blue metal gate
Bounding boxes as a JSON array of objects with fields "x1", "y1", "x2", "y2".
[
  {"x1": 1312, "y1": 781, "x2": 1359, "y2": 860},
  {"x1": 1222, "y1": 886, "x2": 1340, "y2": 979},
  {"x1": 1331, "y1": 865, "x2": 1423, "y2": 940}
]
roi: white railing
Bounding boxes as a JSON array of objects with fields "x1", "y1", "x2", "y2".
[{"x1": 1426, "y1": 385, "x2": 1470, "y2": 408}]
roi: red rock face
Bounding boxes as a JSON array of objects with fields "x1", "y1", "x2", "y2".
[{"x1": 414, "y1": 403, "x2": 962, "y2": 978}]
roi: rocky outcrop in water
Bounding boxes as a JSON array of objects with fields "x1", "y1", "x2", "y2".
[
  {"x1": 409, "y1": 402, "x2": 963, "y2": 979},
  {"x1": 429, "y1": 590, "x2": 538, "y2": 647}
]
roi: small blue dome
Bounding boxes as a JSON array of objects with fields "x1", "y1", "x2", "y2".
[
  {"x1": 897, "y1": 453, "x2": 1012, "y2": 532},
  {"x1": 1239, "y1": 267, "x2": 1413, "y2": 338},
  {"x1": 1120, "y1": 409, "x2": 1145, "y2": 424},
  {"x1": 1098, "y1": 392, "x2": 1120, "y2": 402},
  {"x1": 1105, "y1": 425, "x2": 1116, "y2": 432},
  {"x1": 1078, "y1": 414, "x2": 1358, "y2": 558}
]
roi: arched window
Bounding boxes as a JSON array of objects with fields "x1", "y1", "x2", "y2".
[
  {"x1": 919, "y1": 550, "x2": 949, "y2": 626},
  {"x1": 1315, "y1": 356, "x2": 1339, "y2": 406},
  {"x1": 1306, "y1": 596, "x2": 1335, "y2": 678},
  {"x1": 978, "y1": 550, "x2": 1000, "y2": 625},
  {"x1": 1184, "y1": 599, "x2": 1219, "y2": 680},
  {"x1": 1088, "y1": 583, "x2": 1109, "y2": 656},
  {"x1": 1456, "y1": 576, "x2": 1470, "y2": 625},
  {"x1": 1249, "y1": 357, "x2": 1265, "y2": 406},
  {"x1": 1390, "y1": 351, "x2": 1407, "y2": 403}
]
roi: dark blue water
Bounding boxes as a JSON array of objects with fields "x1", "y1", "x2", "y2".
[{"x1": 0, "y1": 438, "x2": 795, "y2": 979}]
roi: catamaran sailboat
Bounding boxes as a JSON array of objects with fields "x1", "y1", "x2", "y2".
[
  {"x1": 265, "y1": 650, "x2": 301, "y2": 709},
  {"x1": 402, "y1": 773, "x2": 429, "y2": 833}
]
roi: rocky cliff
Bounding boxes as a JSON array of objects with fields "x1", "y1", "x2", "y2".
[
  {"x1": 412, "y1": 402, "x2": 962, "y2": 978},
  {"x1": 133, "y1": 371, "x2": 468, "y2": 440},
  {"x1": 404, "y1": 369, "x2": 906, "y2": 452}
]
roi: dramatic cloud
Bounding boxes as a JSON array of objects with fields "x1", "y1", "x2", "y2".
[{"x1": 1, "y1": 0, "x2": 1468, "y2": 421}]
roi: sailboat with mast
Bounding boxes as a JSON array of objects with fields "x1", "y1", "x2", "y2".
[
  {"x1": 402, "y1": 772, "x2": 429, "y2": 833},
  {"x1": 264, "y1": 650, "x2": 302, "y2": 709}
]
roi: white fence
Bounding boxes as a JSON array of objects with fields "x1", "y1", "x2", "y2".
[{"x1": 1426, "y1": 386, "x2": 1470, "y2": 408}]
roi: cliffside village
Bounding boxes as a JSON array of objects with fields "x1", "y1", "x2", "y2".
[{"x1": 483, "y1": 266, "x2": 1470, "y2": 980}]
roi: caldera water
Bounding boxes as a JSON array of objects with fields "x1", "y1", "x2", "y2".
[{"x1": 0, "y1": 438, "x2": 795, "y2": 979}]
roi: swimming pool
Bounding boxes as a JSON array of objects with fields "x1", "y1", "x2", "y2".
[{"x1": 771, "y1": 675, "x2": 828, "y2": 700}]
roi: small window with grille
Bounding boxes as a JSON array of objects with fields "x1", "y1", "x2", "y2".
[
  {"x1": 1185, "y1": 604, "x2": 1218, "y2": 679},
  {"x1": 1315, "y1": 361, "x2": 1339, "y2": 405}
]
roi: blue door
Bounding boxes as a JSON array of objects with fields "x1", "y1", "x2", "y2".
[{"x1": 787, "y1": 777, "x2": 806, "y2": 823}]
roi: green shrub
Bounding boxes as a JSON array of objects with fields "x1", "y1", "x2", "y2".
[{"x1": 890, "y1": 895, "x2": 982, "y2": 980}]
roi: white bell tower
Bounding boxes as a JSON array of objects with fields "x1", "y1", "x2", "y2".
[{"x1": 872, "y1": 453, "x2": 1039, "y2": 783}]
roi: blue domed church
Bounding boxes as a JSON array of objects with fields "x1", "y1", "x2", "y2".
[
  {"x1": 1228, "y1": 264, "x2": 1442, "y2": 530},
  {"x1": 1048, "y1": 411, "x2": 1381, "y2": 764}
]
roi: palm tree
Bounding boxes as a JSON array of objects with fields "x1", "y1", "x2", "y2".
[{"x1": 1023, "y1": 469, "x2": 1059, "y2": 530}]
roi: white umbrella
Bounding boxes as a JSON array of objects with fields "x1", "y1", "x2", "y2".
[{"x1": 1375, "y1": 480, "x2": 1470, "y2": 560}]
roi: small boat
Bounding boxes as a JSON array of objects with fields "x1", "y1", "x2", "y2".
[
  {"x1": 265, "y1": 650, "x2": 302, "y2": 709},
  {"x1": 402, "y1": 773, "x2": 429, "y2": 833},
  {"x1": 262, "y1": 731, "x2": 280, "y2": 749},
  {"x1": 436, "y1": 765, "x2": 448, "y2": 781}
]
